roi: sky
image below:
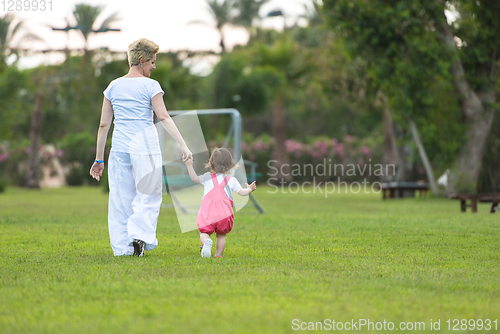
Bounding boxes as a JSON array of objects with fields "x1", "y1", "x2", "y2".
[{"x1": 8, "y1": 0, "x2": 313, "y2": 70}]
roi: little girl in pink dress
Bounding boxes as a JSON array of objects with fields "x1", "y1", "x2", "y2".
[{"x1": 184, "y1": 148, "x2": 256, "y2": 258}]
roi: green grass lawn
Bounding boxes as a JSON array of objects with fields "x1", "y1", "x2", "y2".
[{"x1": 1, "y1": 186, "x2": 499, "y2": 333}]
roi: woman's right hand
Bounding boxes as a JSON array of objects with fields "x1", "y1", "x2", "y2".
[
  {"x1": 180, "y1": 145, "x2": 192, "y2": 163},
  {"x1": 90, "y1": 161, "x2": 104, "y2": 181}
]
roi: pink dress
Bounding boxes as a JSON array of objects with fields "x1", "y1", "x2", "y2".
[{"x1": 197, "y1": 173, "x2": 234, "y2": 235}]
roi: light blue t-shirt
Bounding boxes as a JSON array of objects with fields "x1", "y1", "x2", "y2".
[{"x1": 103, "y1": 77, "x2": 164, "y2": 155}]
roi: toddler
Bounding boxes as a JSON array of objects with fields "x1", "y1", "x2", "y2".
[{"x1": 184, "y1": 148, "x2": 256, "y2": 258}]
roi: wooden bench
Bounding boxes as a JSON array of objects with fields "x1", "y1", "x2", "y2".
[
  {"x1": 380, "y1": 182, "x2": 430, "y2": 199},
  {"x1": 448, "y1": 193, "x2": 500, "y2": 213},
  {"x1": 479, "y1": 196, "x2": 500, "y2": 213}
]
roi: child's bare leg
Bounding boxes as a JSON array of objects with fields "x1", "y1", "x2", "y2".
[
  {"x1": 215, "y1": 234, "x2": 226, "y2": 257},
  {"x1": 200, "y1": 233, "x2": 211, "y2": 245}
]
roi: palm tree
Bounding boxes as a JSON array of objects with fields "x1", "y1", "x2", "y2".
[
  {"x1": 233, "y1": 0, "x2": 269, "y2": 31},
  {"x1": 67, "y1": 4, "x2": 119, "y2": 57},
  {"x1": 301, "y1": 0, "x2": 323, "y2": 27},
  {"x1": 193, "y1": 0, "x2": 269, "y2": 53},
  {"x1": 207, "y1": 0, "x2": 234, "y2": 52},
  {"x1": 72, "y1": 4, "x2": 119, "y2": 53},
  {"x1": 254, "y1": 38, "x2": 303, "y2": 182},
  {"x1": 0, "y1": 14, "x2": 41, "y2": 69},
  {"x1": 191, "y1": 0, "x2": 234, "y2": 53}
]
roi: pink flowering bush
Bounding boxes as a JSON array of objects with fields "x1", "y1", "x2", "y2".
[
  {"x1": 0, "y1": 144, "x2": 9, "y2": 163},
  {"x1": 240, "y1": 135, "x2": 380, "y2": 182},
  {"x1": 0, "y1": 140, "x2": 30, "y2": 186},
  {"x1": 0, "y1": 141, "x2": 69, "y2": 187},
  {"x1": 284, "y1": 139, "x2": 304, "y2": 158}
]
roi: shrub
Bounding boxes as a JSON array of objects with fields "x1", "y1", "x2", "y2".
[
  {"x1": 59, "y1": 133, "x2": 99, "y2": 186},
  {"x1": 240, "y1": 135, "x2": 382, "y2": 183},
  {"x1": 0, "y1": 140, "x2": 30, "y2": 187}
]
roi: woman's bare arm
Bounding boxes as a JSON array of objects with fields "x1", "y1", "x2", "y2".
[
  {"x1": 90, "y1": 98, "x2": 113, "y2": 181},
  {"x1": 151, "y1": 93, "x2": 192, "y2": 162}
]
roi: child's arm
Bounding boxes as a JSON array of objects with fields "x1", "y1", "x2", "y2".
[
  {"x1": 237, "y1": 181, "x2": 256, "y2": 196},
  {"x1": 184, "y1": 158, "x2": 201, "y2": 184}
]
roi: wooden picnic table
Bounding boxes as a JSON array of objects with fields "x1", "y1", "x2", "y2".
[
  {"x1": 380, "y1": 182, "x2": 430, "y2": 199},
  {"x1": 479, "y1": 195, "x2": 500, "y2": 213},
  {"x1": 448, "y1": 193, "x2": 500, "y2": 213}
]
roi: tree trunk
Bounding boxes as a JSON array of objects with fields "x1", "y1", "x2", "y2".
[
  {"x1": 271, "y1": 93, "x2": 292, "y2": 183},
  {"x1": 441, "y1": 20, "x2": 496, "y2": 194},
  {"x1": 448, "y1": 108, "x2": 494, "y2": 193},
  {"x1": 219, "y1": 28, "x2": 226, "y2": 53},
  {"x1": 382, "y1": 108, "x2": 398, "y2": 182},
  {"x1": 27, "y1": 91, "x2": 44, "y2": 188},
  {"x1": 409, "y1": 120, "x2": 439, "y2": 195}
]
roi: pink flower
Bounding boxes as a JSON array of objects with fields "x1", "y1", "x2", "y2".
[
  {"x1": 56, "y1": 150, "x2": 64, "y2": 157},
  {"x1": 0, "y1": 153, "x2": 8, "y2": 162},
  {"x1": 335, "y1": 143, "x2": 345, "y2": 159},
  {"x1": 241, "y1": 142, "x2": 250, "y2": 152},
  {"x1": 344, "y1": 135, "x2": 355, "y2": 143},
  {"x1": 284, "y1": 140, "x2": 306, "y2": 158},
  {"x1": 358, "y1": 158, "x2": 365, "y2": 166},
  {"x1": 310, "y1": 142, "x2": 328, "y2": 161},
  {"x1": 253, "y1": 141, "x2": 269, "y2": 152},
  {"x1": 284, "y1": 139, "x2": 304, "y2": 153},
  {"x1": 359, "y1": 146, "x2": 371, "y2": 158},
  {"x1": 313, "y1": 140, "x2": 328, "y2": 156},
  {"x1": 311, "y1": 151, "x2": 321, "y2": 159},
  {"x1": 331, "y1": 138, "x2": 338, "y2": 147}
]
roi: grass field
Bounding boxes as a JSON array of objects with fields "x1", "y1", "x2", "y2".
[{"x1": 1, "y1": 186, "x2": 499, "y2": 333}]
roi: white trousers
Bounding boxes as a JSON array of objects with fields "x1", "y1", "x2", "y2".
[{"x1": 108, "y1": 151, "x2": 163, "y2": 256}]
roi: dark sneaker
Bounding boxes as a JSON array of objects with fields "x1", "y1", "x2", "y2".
[{"x1": 133, "y1": 239, "x2": 145, "y2": 257}]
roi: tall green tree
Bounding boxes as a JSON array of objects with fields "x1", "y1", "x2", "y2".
[
  {"x1": 195, "y1": 0, "x2": 268, "y2": 52},
  {"x1": 209, "y1": 36, "x2": 312, "y2": 181},
  {"x1": 301, "y1": 0, "x2": 323, "y2": 27},
  {"x1": 323, "y1": 0, "x2": 499, "y2": 193},
  {"x1": 71, "y1": 4, "x2": 119, "y2": 58},
  {"x1": 0, "y1": 14, "x2": 41, "y2": 70},
  {"x1": 194, "y1": 0, "x2": 235, "y2": 53},
  {"x1": 233, "y1": 0, "x2": 269, "y2": 32}
]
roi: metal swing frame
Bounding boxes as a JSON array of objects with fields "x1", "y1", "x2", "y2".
[{"x1": 161, "y1": 108, "x2": 264, "y2": 214}]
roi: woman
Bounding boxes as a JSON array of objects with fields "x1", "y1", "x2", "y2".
[{"x1": 90, "y1": 38, "x2": 192, "y2": 257}]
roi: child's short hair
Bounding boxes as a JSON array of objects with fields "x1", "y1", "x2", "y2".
[{"x1": 205, "y1": 147, "x2": 239, "y2": 175}]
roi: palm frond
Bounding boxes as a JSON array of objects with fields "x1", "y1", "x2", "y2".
[
  {"x1": 98, "y1": 11, "x2": 120, "y2": 31},
  {"x1": 300, "y1": 0, "x2": 323, "y2": 27},
  {"x1": 21, "y1": 32, "x2": 44, "y2": 43},
  {"x1": 0, "y1": 15, "x2": 14, "y2": 47},
  {"x1": 187, "y1": 20, "x2": 211, "y2": 27},
  {"x1": 8, "y1": 21, "x2": 23, "y2": 43},
  {"x1": 233, "y1": 0, "x2": 269, "y2": 28},
  {"x1": 73, "y1": 3, "x2": 104, "y2": 40},
  {"x1": 206, "y1": 0, "x2": 235, "y2": 29}
]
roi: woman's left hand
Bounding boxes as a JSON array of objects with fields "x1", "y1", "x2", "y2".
[
  {"x1": 90, "y1": 161, "x2": 104, "y2": 181},
  {"x1": 181, "y1": 145, "x2": 193, "y2": 163}
]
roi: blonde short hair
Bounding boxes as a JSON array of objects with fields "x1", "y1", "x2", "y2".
[{"x1": 127, "y1": 38, "x2": 159, "y2": 67}]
